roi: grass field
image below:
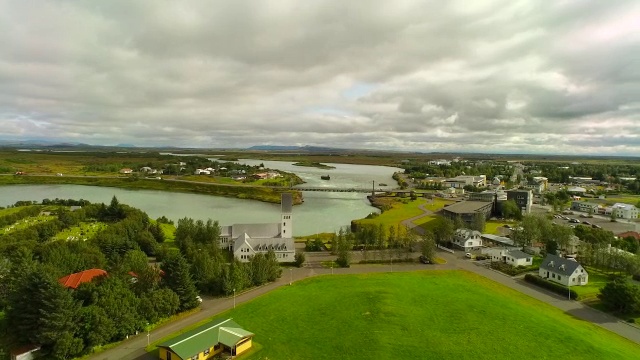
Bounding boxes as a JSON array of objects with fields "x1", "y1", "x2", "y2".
[
  {"x1": 355, "y1": 198, "x2": 427, "y2": 229},
  {"x1": 53, "y1": 221, "x2": 107, "y2": 241},
  {"x1": 150, "y1": 271, "x2": 640, "y2": 360},
  {"x1": 1, "y1": 215, "x2": 55, "y2": 233},
  {"x1": 0, "y1": 206, "x2": 29, "y2": 216},
  {"x1": 484, "y1": 220, "x2": 516, "y2": 235}
]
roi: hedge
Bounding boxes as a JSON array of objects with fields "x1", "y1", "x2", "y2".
[{"x1": 524, "y1": 274, "x2": 579, "y2": 300}]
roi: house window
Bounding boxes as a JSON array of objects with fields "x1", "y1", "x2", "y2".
[
  {"x1": 284, "y1": 222, "x2": 286, "y2": 226},
  {"x1": 558, "y1": 276, "x2": 562, "y2": 281},
  {"x1": 552, "y1": 273, "x2": 555, "y2": 278},
  {"x1": 572, "y1": 278, "x2": 576, "y2": 283}
]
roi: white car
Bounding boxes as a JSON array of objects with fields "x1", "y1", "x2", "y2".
[
  {"x1": 465, "y1": 253, "x2": 473, "y2": 259},
  {"x1": 196, "y1": 296, "x2": 203, "y2": 303}
]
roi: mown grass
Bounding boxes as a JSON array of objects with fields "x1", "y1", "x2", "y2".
[
  {"x1": 159, "y1": 223, "x2": 179, "y2": 251},
  {"x1": 355, "y1": 198, "x2": 427, "y2": 229},
  {"x1": 571, "y1": 267, "x2": 616, "y2": 300},
  {"x1": 1, "y1": 215, "x2": 55, "y2": 233},
  {"x1": 149, "y1": 271, "x2": 640, "y2": 360},
  {"x1": 484, "y1": 220, "x2": 516, "y2": 235},
  {"x1": 53, "y1": 222, "x2": 107, "y2": 241}
]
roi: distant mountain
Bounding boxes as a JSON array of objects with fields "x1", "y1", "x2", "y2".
[
  {"x1": 115, "y1": 143, "x2": 137, "y2": 148},
  {"x1": 248, "y1": 145, "x2": 344, "y2": 152}
]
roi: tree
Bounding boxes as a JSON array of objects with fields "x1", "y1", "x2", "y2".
[
  {"x1": 598, "y1": 279, "x2": 640, "y2": 314},
  {"x1": 161, "y1": 252, "x2": 199, "y2": 311},
  {"x1": 431, "y1": 217, "x2": 455, "y2": 245},
  {"x1": 138, "y1": 288, "x2": 180, "y2": 324},
  {"x1": 471, "y1": 213, "x2": 486, "y2": 232},
  {"x1": 335, "y1": 228, "x2": 352, "y2": 268},
  {"x1": 420, "y1": 232, "x2": 437, "y2": 262},
  {"x1": 294, "y1": 252, "x2": 305, "y2": 267},
  {"x1": 501, "y1": 200, "x2": 522, "y2": 220}
]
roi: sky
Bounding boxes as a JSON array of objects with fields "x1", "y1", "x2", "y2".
[{"x1": 1, "y1": 0, "x2": 639, "y2": 155}]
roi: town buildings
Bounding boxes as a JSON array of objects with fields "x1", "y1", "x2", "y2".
[
  {"x1": 539, "y1": 254, "x2": 588, "y2": 286},
  {"x1": 506, "y1": 189, "x2": 532, "y2": 214}
]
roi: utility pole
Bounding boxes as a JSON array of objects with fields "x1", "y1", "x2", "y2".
[{"x1": 372, "y1": 180, "x2": 375, "y2": 197}]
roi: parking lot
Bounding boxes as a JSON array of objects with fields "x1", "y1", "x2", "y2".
[{"x1": 551, "y1": 212, "x2": 638, "y2": 234}]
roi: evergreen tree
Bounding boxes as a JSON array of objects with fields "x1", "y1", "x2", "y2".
[{"x1": 161, "y1": 252, "x2": 199, "y2": 311}]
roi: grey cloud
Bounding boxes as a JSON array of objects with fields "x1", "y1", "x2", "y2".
[{"x1": 0, "y1": 0, "x2": 638, "y2": 155}]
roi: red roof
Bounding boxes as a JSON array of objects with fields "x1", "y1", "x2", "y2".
[
  {"x1": 58, "y1": 269, "x2": 107, "y2": 289},
  {"x1": 10, "y1": 344, "x2": 40, "y2": 356},
  {"x1": 617, "y1": 231, "x2": 640, "y2": 240}
]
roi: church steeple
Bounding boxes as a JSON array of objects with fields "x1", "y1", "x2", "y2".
[{"x1": 280, "y1": 193, "x2": 293, "y2": 237}]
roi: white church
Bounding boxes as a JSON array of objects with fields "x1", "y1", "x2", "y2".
[{"x1": 219, "y1": 193, "x2": 296, "y2": 263}]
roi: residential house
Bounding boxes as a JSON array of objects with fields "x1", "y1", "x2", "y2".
[
  {"x1": 158, "y1": 318, "x2": 253, "y2": 360},
  {"x1": 194, "y1": 169, "x2": 211, "y2": 175},
  {"x1": 570, "y1": 201, "x2": 599, "y2": 214},
  {"x1": 219, "y1": 193, "x2": 295, "y2": 263},
  {"x1": 484, "y1": 248, "x2": 532, "y2": 267},
  {"x1": 442, "y1": 201, "x2": 493, "y2": 225},
  {"x1": 10, "y1": 345, "x2": 40, "y2": 360},
  {"x1": 539, "y1": 254, "x2": 588, "y2": 286},
  {"x1": 452, "y1": 229, "x2": 483, "y2": 252},
  {"x1": 532, "y1": 176, "x2": 548, "y2": 190},
  {"x1": 119, "y1": 168, "x2": 133, "y2": 174},
  {"x1": 506, "y1": 189, "x2": 532, "y2": 214},
  {"x1": 58, "y1": 269, "x2": 107, "y2": 289},
  {"x1": 140, "y1": 167, "x2": 158, "y2": 174},
  {"x1": 605, "y1": 203, "x2": 639, "y2": 219},
  {"x1": 523, "y1": 180, "x2": 544, "y2": 194},
  {"x1": 252, "y1": 173, "x2": 268, "y2": 180},
  {"x1": 444, "y1": 175, "x2": 487, "y2": 189},
  {"x1": 617, "y1": 231, "x2": 640, "y2": 240}
]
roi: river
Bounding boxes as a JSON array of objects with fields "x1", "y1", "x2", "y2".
[{"x1": 0, "y1": 161, "x2": 401, "y2": 236}]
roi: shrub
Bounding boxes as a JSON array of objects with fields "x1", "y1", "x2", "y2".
[
  {"x1": 524, "y1": 274, "x2": 578, "y2": 300},
  {"x1": 633, "y1": 273, "x2": 640, "y2": 281},
  {"x1": 294, "y1": 252, "x2": 305, "y2": 268}
]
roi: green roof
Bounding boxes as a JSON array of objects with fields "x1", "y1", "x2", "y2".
[{"x1": 158, "y1": 318, "x2": 253, "y2": 359}]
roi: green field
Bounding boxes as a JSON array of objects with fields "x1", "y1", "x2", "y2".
[
  {"x1": 1, "y1": 215, "x2": 55, "y2": 233},
  {"x1": 355, "y1": 198, "x2": 427, "y2": 229},
  {"x1": 151, "y1": 271, "x2": 640, "y2": 359},
  {"x1": 53, "y1": 221, "x2": 107, "y2": 241}
]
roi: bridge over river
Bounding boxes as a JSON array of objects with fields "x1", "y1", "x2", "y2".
[{"x1": 288, "y1": 187, "x2": 400, "y2": 193}]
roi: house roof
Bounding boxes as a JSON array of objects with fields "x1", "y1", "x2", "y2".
[
  {"x1": 58, "y1": 269, "x2": 107, "y2": 289},
  {"x1": 443, "y1": 201, "x2": 492, "y2": 214},
  {"x1": 232, "y1": 223, "x2": 281, "y2": 238},
  {"x1": 158, "y1": 318, "x2": 253, "y2": 359},
  {"x1": 617, "y1": 231, "x2": 640, "y2": 240},
  {"x1": 539, "y1": 254, "x2": 583, "y2": 276},
  {"x1": 455, "y1": 228, "x2": 482, "y2": 239},
  {"x1": 234, "y1": 233, "x2": 294, "y2": 254},
  {"x1": 10, "y1": 344, "x2": 41, "y2": 356},
  {"x1": 506, "y1": 250, "x2": 530, "y2": 259}
]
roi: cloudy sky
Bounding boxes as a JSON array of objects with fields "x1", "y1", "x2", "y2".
[{"x1": 1, "y1": 0, "x2": 639, "y2": 154}]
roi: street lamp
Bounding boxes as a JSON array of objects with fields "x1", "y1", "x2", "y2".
[
  {"x1": 289, "y1": 268, "x2": 293, "y2": 285},
  {"x1": 146, "y1": 323, "x2": 150, "y2": 347},
  {"x1": 233, "y1": 288, "x2": 236, "y2": 309}
]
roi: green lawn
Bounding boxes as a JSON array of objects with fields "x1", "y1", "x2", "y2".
[
  {"x1": 53, "y1": 221, "x2": 106, "y2": 241},
  {"x1": 571, "y1": 267, "x2": 614, "y2": 300},
  {"x1": 159, "y1": 223, "x2": 179, "y2": 251},
  {"x1": 0, "y1": 206, "x2": 30, "y2": 217},
  {"x1": 484, "y1": 220, "x2": 516, "y2": 235},
  {"x1": 355, "y1": 198, "x2": 428, "y2": 229},
  {"x1": 1, "y1": 215, "x2": 55, "y2": 233},
  {"x1": 150, "y1": 271, "x2": 640, "y2": 360}
]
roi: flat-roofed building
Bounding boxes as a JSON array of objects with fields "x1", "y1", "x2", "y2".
[{"x1": 442, "y1": 201, "x2": 493, "y2": 224}]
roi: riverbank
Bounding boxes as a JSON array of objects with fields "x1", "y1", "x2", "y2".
[{"x1": 0, "y1": 175, "x2": 303, "y2": 205}]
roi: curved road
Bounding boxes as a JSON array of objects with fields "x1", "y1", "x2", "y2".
[{"x1": 90, "y1": 251, "x2": 640, "y2": 360}]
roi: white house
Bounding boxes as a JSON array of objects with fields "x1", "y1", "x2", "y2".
[
  {"x1": 483, "y1": 248, "x2": 532, "y2": 267},
  {"x1": 570, "y1": 201, "x2": 600, "y2": 214},
  {"x1": 444, "y1": 175, "x2": 486, "y2": 189},
  {"x1": 504, "y1": 250, "x2": 533, "y2": 267},
  {"x1": 523, "y1": 180, "x2": 544, "y2": 194},
  {"x1": 119, "y1": 168, "x2": 133, "y2": 174},
  {"x1": 194, "y1": 169, "x2": 211, "y2": 175},
  {"x1": 539, "y1": 254, "x2": 588, "y2": 286},
  {"x1": 452, "y1": 229, "x2": 483, "y2": 251},
  {"x1": 605, "y1": 203, "x2": 639, "y2": 219},
  {"x1": 219, "y1": 193, "x2": 295, "y2": 263}
]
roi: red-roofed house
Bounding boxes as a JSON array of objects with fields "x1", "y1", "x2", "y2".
[
  {"x1": 10, "y1": 344, "x2": 40, "y2": 360},
  {"x1": 58, "y1": 269, "x2": 107, "y2": 289},
  {"x1": 617, "y1": 231, "x2": 640, "y2": 240}
]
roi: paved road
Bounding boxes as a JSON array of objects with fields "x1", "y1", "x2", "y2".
[{"x1": 91, "y1": 254, "x2": 640, "y2": 360}]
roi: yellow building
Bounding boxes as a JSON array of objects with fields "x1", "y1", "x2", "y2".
[{"x1": 158, "y1": 318, "x2": 254, "y2": 360}]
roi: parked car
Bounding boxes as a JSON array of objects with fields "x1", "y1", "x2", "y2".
[
  {"x1": 419, "y1": 256, "x2": 431, "y2": 264},
  {"x1": 196, "y1": 295, "x2": 203, "y2": 303},
  {"x1": 592, "y1": 224, "x2": 602, "y2": 229},
  {"x1": 583, "y1": 221, "x2": 591, "y2": 225},
  {"x1": 475, "y1": 255, "x2": 488, "y2": 261},
  {"x1": 465, "y1": 253, "x2": 473, "y2": 259},
  {"x1": 569, "y1": 219, "x2": 581, "y2": 223}
]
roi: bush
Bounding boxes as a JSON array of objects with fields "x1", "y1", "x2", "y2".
[
  {"x1": 524, "y1": 274, "x2": 578, "y2": 300},
  {"x1": 633, "y1": 273, "x2": 640, "y2": 281},
  {"x1": 294, "y1": 252, "x2": 305, "y2": 268}
]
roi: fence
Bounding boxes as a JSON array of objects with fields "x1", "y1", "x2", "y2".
[{"x1": 437, "y1": 244, "x2": 454, "y2": 254}]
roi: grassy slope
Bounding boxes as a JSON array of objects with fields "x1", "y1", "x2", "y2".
[
  {"x1": 151, "y1": 271, "x2": 640, "y2": 360},
  {"x1": 53, "y1": 222, "x2": 107, "y2": 241},
  {"x1": 355, "y1": 198, "x2": 427, "y2": 229}
]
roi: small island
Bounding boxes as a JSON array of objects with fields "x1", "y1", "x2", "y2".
[{"x1": 292, "y1": 161, "x2": 336, "y2": 170}]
